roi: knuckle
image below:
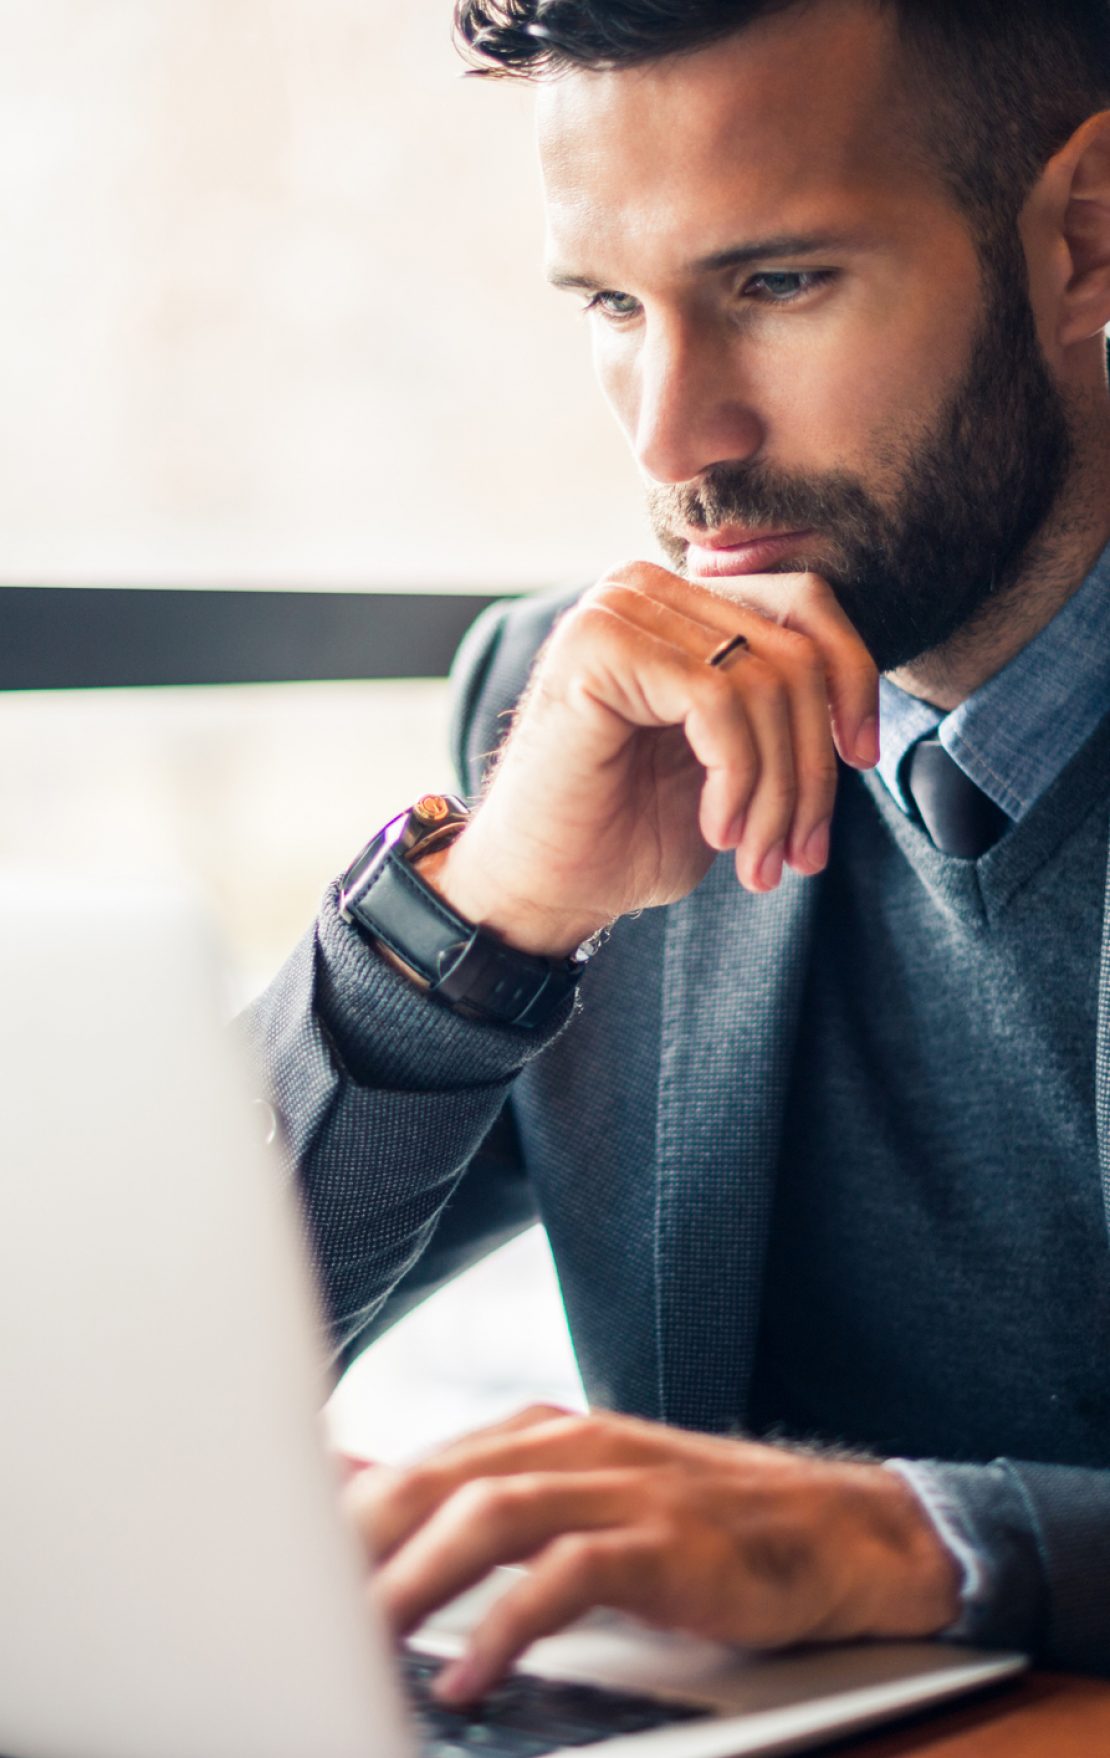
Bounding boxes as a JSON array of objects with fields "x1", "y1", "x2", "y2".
[
  {"x1": 521, "y1": 1401, "x2": 574, "y2": 1425},
  {"x1": 602, "y1": 558, "x2": 661, "y2": 592},
  {"x1": 760, "y1": 773, "x2": 798, "y2": 814},
  {"x1": 548, "y1": 1531, "x2": 606, "y2": 1582},
  {"x1": 786, "y1": 641, "x2": 827, "y2": 681},
  {"x1": 801, "y1": 751, "x2": 839, "y2": 791},
  {"x1": 696, "y1": 667, "x2": 736, "y2": 710},
  {"x1": 638, "y1": 1512, "x2": 683, "y2": 1558},
  {"x1": 548, "y1": 1412, "x2": 601, "y2": 1451},
  {"x1": 598, "y1": 582, "x2": 641, "y2": 614},
  {"x1": 579, "y1": 578, "x2": 615, "y2": 610},
  {"x1": 452, "y1": 1477, "x2": 508, "y2": 1527},
  {"x1": 546, "y1": 605, "x2": 625, "y2": 682},
  {"x1": 763, "y1": 622, "x2": 812, "y2": 663},
  {"x1": 645, "y1": 1460, "x2": 695, "y2": 1505},
  {"x1": 388, "y1": 1463, "x2": 437, "y2": 1518},
  {"x1": 565, "y1": 595, "x2": 617, "y2": 642},
  {"x1": 745, "y1": 663, "x2": 789, "y2": 713},
  {"x1": 455, "y1": 1472, "x2": 554, "y2": 1534},
  {"x1": 796, "y1": 570, "x2": 834, "y2": 602}
]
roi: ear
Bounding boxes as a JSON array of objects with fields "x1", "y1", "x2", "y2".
[{"x1": 1031, "y1": 110, "x2": 1110, "y2": 349}]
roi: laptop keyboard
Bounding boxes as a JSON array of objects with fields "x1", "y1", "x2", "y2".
[{"x1": 404, "y1": 1648, "x2": 711, "y2": 1756}]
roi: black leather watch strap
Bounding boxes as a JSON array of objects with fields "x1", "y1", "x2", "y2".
[{"x1": 339, "y1": 799, "x2": 583, "y2": 1030}]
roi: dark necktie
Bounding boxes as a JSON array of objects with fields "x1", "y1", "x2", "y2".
[{"x1": 906, "y1": 737, "x2": 1010, "y2": 859}]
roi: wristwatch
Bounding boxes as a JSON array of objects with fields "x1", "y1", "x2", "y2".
[{"x1": 339, "y1": 793, "x2": 588, "y2": 1030}]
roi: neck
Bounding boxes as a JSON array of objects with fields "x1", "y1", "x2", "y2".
[{"x1": 886, "y1": 404, "x2": 1110, "y2": 712}]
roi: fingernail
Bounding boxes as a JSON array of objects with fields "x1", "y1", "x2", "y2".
[
  {"x1": 435, "y1": 1656, "x2": 484, "y2": 1705},
  {"x1": 854, "y1": 715, "x2": 880, "y2": 769},
  {"x1": 758, "y1": 841, "x2": 785, "y2": 890},
  {"x1": 803, "y1": 820, "x2": 831, "y2": 871}
]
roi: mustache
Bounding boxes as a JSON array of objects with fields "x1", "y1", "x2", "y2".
[{"x1": 648, "y1": 462, "x2": 886, "y2": 556}]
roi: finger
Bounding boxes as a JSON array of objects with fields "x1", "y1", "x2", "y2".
[
  {"x1": 598, "y1": 569, "x2": 759, "y2": 647},
  {"x1": 584, "y1": 561, "x2": 877, "y2": 769},
  {"x1": 346, "y1": 1407, "x2": 618, "y2": 1563},
  {"x1": 708, "y1": 652, "x2": 796, "y2": 892},
  {"x1": 591, "y1": 583, "x2": 836, "y2": 878},
  {"x1": 347, "y1": 1403, "x2": 734, "y2": 1569},
  {"x1": 695, "y1": 613, "x2": 837, "y2": 878},
  {"x1": 754, "y1": 632, "x2": 838, "y2": 875},
  {"x1": 710, "y1": 571, "x2": 879, "y2": 769},
  {"x1": 594, "y1": 582, "x2": 754, "y2": 669},
  {"x1": 434, "y1": 1530, "x2": 647, "y2": 1705},
  {"x1": 376, "y1": 1471, "x2": 634, "y2": 1639},
  {"x1": 587, "y1": 589, "x2": 762, "y2": 851},
  {"x1": 546, "y1": 601, "x2": 768, "y2": 847}
]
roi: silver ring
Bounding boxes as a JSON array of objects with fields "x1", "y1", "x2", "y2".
[{"x1": 708, "y1": 633, "x2": 750, "y2": 670}]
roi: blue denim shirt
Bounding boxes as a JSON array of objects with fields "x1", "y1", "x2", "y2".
[{"x1": 877, "y1": 540, "x2": 1110, "y2": 821}]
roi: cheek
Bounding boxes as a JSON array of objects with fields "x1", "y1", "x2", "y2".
[
  {"x1": 752, "y1": 296, "x2": 972, "y2": 478},
  {"x1": 758, "y1": 351, "x2": 874, "y2": 465}
]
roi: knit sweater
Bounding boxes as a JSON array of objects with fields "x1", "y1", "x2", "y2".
[
  {"x1": 750, "y1": 721, "x2": 1109, "y2": 1468},
  {"x1": 746, "y1": 716, "x2": 1110, "y2": 1659}
]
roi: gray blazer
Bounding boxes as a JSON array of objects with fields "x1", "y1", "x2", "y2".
[{"x1": 246, "y1": 585, "x2": 1110, "y2": 1676}]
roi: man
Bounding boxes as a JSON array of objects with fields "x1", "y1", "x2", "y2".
[{"x1": 249, "y1": 0, "x2": 1110, "y2": 1703}]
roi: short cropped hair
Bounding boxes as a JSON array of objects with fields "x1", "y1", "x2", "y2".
[{"x1": 453, "y1": 0, "x2": 1110, "y2": 237}]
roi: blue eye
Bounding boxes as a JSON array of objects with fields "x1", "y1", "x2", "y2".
[
  {"x1": 744, "y1": 270, "x2": 833, "y2": 303},
  {"x1": 581, "y1": 290, "x2": 641, "y2": 322}
]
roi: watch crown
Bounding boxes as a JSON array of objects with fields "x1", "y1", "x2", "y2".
[{"x1": 413, "y1": 793, "x2": 452, "y2": 825}]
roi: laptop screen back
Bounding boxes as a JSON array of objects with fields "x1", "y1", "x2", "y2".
[{"x1": 0, "y1": 881, "x2": 409, "y2": 1758}]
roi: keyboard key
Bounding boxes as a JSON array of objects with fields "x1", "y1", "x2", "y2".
[{"x1": 403, "y1": 1648, "x2": 709, "y2": 1757}]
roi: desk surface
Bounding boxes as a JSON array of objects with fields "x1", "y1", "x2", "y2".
[{"x1": 835, "y1": 1672, "x2": 1110, "y2": 1756}]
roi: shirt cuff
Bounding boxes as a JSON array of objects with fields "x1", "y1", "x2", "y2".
[{"x1": 884, "y1": 1459, "x2": 991, "y2": 1640}]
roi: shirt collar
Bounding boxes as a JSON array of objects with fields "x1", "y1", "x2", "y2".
[
  {"x1": 876, "y1": 539, "x2": 1110, "y2": 822},
  {"x1": 876, "y1": 681, "x2": 942, "y2": 816}
]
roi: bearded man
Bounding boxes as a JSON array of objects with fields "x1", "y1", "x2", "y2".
[{"x1": 249, "y1": 0, "x2": 1110, "y2": 1698}]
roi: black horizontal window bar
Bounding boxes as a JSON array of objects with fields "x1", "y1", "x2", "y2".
[{"x1": 0, "y1": 587, "x2": 507, "y2": 691}]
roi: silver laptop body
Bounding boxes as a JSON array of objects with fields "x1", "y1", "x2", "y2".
[{"x1": 0, "y1": 879, "x2": 1026, "y2": 1758}]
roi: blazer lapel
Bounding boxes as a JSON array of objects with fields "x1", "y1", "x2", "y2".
[{"x1": 654, "y1": 854, "x2": 817, "y2": 1433}]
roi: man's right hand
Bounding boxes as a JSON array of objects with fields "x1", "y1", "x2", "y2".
[{"x1": 424, "y1": 561, "x2": 879, "y2": 960}]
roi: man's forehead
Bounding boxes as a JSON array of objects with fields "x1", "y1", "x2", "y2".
[{"x1": 537, "y1": 1, "x2": 919, "y2": 269}]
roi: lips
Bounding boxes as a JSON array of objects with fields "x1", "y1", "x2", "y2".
[{"x1": 685, "y1": 529, "x2": 813, "y2": 579}]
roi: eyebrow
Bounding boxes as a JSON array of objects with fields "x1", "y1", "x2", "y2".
[{"x1": 547, "y1": 230, "x2": 869, "y2": 292}]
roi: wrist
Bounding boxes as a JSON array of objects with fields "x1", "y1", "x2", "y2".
[
  {"x1": 422, "y1": 834, "x2": 608, "y2": 961},
  {"x1": 339, "y1": 798, "x2": 588, "y2": 1030},
  {"x1": 855, "y1": 1464, "x2": 963, "y2": 1638}
]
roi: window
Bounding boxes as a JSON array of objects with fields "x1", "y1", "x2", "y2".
[
  {"x1": 2, "y1": 2, "x2": 652, "y2": 590},
  {"x1": 6, "y1": 1, "x2": 687, "y2": 1453}
]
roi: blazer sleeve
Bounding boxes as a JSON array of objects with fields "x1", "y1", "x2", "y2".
[
  {"x1": 240, "y1": 586, "x2": 583, "y2": 1371},
  {"x1": 896, "y1": 1457, "x2": 1110, "y2": 1676}
]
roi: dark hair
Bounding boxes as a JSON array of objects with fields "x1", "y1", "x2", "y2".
[{"x1": 453, "y1": 0, "x2": 1110, "y2": 236}]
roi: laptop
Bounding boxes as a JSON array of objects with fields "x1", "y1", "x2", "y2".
[{"x1": 0, "y1": 877, "x2": 1027, "y2": 1758}]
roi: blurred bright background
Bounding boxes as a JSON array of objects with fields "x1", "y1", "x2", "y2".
[
  {"x1": 0, "y1": 0, "x2": 669, "y2": 1459},
  {"x1": 0, "y1": 0, "x2": 652, "y2": 588}
]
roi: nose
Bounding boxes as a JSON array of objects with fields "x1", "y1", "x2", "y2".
[{"x1": 627, "y1": 313, "x2": 764, "y2": 486}]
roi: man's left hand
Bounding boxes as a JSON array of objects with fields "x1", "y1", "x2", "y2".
[{"x1": 342, "y1": 1405, "x2": 961, "y2": 1704}]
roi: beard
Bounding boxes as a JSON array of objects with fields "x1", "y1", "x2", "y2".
[{"x1": 648, "y1": 230, "x2": 1074, "y2": 674}]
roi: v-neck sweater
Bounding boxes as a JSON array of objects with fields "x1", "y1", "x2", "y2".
[{"x1": 748, "y1": 711, "x2": 1110, "y2": 1659}]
